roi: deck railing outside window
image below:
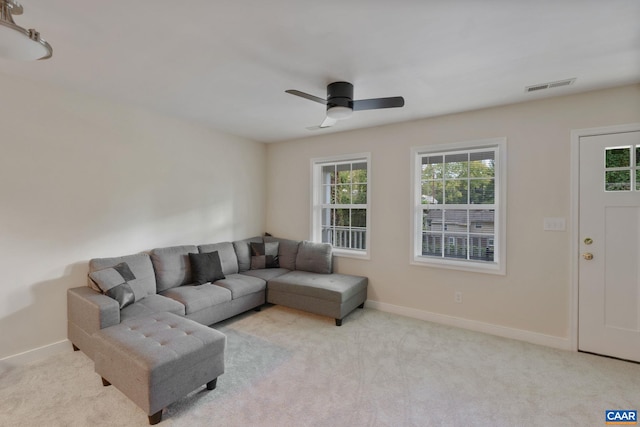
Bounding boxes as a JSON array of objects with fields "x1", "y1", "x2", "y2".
[{"x1": 322, "y1": 226, "x2": 367, "y2": 250}]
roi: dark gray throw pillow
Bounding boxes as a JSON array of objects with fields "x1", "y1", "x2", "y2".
[
  {"x1": 250, "y1": 241, "x2": 279, "y2": 269},
  {"x1": 189, "y1": 251, "x2": 225, "y2": 285},
  {"x1": 89, "y1": 262, "x2": 145, "y2": 309}
]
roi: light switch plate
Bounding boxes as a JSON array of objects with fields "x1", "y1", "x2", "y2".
[{"x1": 543, "y1": 217, "x2": 566, "y2": 231}]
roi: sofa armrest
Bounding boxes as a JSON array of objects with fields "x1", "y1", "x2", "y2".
[{"x1": 67, "y1": 286, "x2": 120, "y2": 334}]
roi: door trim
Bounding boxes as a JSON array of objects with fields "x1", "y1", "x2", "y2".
[{"x1": 570, "y1": 123, "x2": 640, "y2": 352}]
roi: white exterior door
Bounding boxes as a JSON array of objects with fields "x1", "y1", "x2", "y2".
[{"x1": 578, "y1": 130, "x2": 640, "y2": 362}]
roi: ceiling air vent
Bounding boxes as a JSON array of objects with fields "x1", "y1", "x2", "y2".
[{"x1": 525, "y1": 78, "x2": 576, "y2": 93}]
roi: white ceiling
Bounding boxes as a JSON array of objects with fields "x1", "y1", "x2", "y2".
[{"x1": 1, "y1": 0, "x2": 639, "y2": 143}]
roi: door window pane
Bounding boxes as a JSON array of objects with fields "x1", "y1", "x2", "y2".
[
  {"x1": 605, "y1": 147, "x2": 630, "y2": 168},
  {"x1": 605, "y1": 170, "x2": 630, "y2": 191}
]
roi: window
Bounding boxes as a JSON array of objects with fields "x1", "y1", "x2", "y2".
[
  {"x1": 411, "y1": 139, "x2": 506, "y2": 274},
  {"x1": 311, "y1": 153, "x2": 370, "y2": 258},
  {"x1": 604, "y1": 145, "x2": 639, "y2": 191}
]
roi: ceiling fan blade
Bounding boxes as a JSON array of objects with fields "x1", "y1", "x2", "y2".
[
  {"x1": 285, "y1": 89, "x2": 327, "y2": 105},
  {"x1": 352, "y1": 96, "x2": 405, "y2": 111},
  {"x1": 305, "y1": 116, "x2": 337, "y2": 131},
  {"x1": 320, "y1": 116, "x2": 337, "y2": 128}
]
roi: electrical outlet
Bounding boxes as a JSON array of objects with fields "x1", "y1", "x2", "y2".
[{"x1": 454, "y1": 291, "x2": 463, "y2": 304}]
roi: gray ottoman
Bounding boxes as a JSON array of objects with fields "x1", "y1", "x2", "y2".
[{"x1": 93, "y1": 312, "x2": 226, "y2": 425}]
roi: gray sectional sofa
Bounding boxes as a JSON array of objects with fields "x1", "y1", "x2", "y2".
[{"x1": 67, "y1": 236, "x2": 368, "y2": 360}]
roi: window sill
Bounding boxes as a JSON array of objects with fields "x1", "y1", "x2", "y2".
[
  {"x1": 333, "y1": 248, "x2": 370, "y2": 260},
  {"x1": 411, "y1": 256, "x2": 505, "y2": 275}
]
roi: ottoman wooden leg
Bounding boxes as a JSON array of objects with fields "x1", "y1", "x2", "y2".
[
  {"x1": 101, "y1": 377, "x2": 111, "y2": 386},
  {"x1": 148, "y1": 410, "x2": 162, "y2": 425},
  {"x1": 335, "y1": 318, "x2": 343, "y2": 326},
  {"x1": 206, "y1": 378, "x2": 218, "y2": 390},
  {"x1": 358, "y1": 302, "x2": 365, "y2": 309}
]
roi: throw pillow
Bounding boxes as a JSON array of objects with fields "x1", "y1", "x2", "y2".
[
  {"x1": 189, "y1": 251, "x2": 225, "y2": 285},
  {"x1": 89, "y1": 262, "x2": 146, "y2": 309},
  {"x1": 250, "y1": 241, "x2": 279, "y2": 269}
]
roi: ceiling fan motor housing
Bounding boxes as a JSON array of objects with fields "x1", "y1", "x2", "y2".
[{"x1": 327, "y1": 81, "x2": 354, "y2": 109}]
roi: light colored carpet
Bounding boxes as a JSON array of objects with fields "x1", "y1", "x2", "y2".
[{"x1": 1, "y1": 306, "x2": 638, "y2": 426}]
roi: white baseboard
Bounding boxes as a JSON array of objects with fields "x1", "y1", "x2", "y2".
[
  {"x1": 366, "y1": 300, "x2": 572, "y2": 351},
  {"x1": 0, "y1": 339, "x2": 72, "y2": 367}
]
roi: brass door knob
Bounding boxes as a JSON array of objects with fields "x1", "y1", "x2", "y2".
[{"x1": 583, "y1": 253, "x2": 594, "y2": 260}]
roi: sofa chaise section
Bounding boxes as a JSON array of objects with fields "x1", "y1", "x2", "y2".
[
  {"x1": 268, "y1": 271, "x2": 367, "y2": 326},
  {"x1": 67, "y1": 252, "x2": 185, "y2": 360},
  {"x1": 265, "y1": 241, "x2": 368, "y2": 326}
]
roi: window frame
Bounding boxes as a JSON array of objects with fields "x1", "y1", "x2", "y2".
[
  {"x1": 410, "y1": 138, "x2": 507, "y2": 275},
  {"x1": 310, "y1": 152, "x2": 371, "y2": 259}
]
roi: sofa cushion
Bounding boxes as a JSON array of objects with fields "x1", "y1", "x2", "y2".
[
  {"x1": 214, "y1": 273, "x2": 266, "y2": 299},
  {"x1": 268, "y1": 271, "x2": 367, "y2": 303},
  {"x1": 189, "y1": 251, "x2": 225, "y2": 285},
  {"x1": 198, "y1": 242, "x2": 239, "y2": 275},
  {"x1": 89, "y1": 253, "x2": 156, "y2": 297},
  {"x1": 240, "y1": 268, "x2": 290, "y2": 281},
  {"x1": 232, "y1": 237, "x2": 263, "y2": 273},
  {"x1": 250, "y1": 241, "x2": 279, "y2": 269},
  {"x1": 89, "y1": 262, "x2": 147, "y2": 309},
  {"x1": 161, "y1": 284, "x2": 232, "y2": 315},
  {"x1": 264, "y1": 236, "x2": 300, "y2": 270},
  {"x1": 150, "y1": 245, "x2": 198, "y2": 292},
  {"x1": 295, "y1": 241, "x2": 333, "y2": 274},
  {"x1": 119, "y1": 294, "x2": 186, "y2": 322}
]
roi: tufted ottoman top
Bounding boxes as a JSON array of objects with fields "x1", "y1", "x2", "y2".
[{"x1": 94, "y1": 312, "x2": 226, "y2": 386}]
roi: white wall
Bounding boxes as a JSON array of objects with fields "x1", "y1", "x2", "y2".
[
  {"x1": 266, "y1": 84, "x2": 640, "y2": 343},
  {"x1": 0, "y1": 75, "x2": 266, "y2": 360}
]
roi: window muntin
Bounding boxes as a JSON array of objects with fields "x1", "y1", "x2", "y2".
[
  {"x1": 312, "y1": 154, "x2": 370, "y2": 257},
  {"x1": 412, "y1": 139, "x2": 506, "y2": 274}
]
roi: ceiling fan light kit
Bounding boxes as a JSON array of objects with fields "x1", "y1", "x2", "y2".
[
  {"x1": 286, "y1": 81, "x2": 404, "y2": 129},
  {"x1": 326, "y1": 106, "x2": 353, "y2": 120},
  {"x1": 0, "y1": 0, "x2": 52, "y2": 60}
]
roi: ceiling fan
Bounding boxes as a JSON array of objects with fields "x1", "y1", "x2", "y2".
[{"x1": 285, "y1": 81, "x2": 404, "y2": 129}]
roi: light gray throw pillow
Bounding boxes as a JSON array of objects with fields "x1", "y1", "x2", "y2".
[{"x1": 89, "y1": 262, "x2": 147, "y2": 309}]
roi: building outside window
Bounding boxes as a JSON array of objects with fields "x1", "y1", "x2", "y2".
[{"x1": 311, "y1": 153, "x2": 371, "y2": 258}]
